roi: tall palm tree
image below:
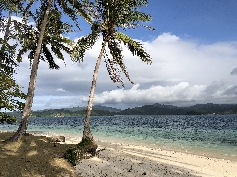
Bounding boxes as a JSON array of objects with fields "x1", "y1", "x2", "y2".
[
  {"x1": 5, "y1": 0, "x2": 54, "y2": 142},
  {"x1": 71, "y1": 0, "x2": 153, "y2": 153},
  {"x1": 5, "y1": 0, "x2": 92, "y2": 142}
]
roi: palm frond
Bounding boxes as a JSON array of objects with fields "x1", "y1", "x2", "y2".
[
  {"x1": 115, "y1": 31, "x2": 152, "y2": 64},
  {"x1": 71, "y1": 24, "x2": 100, "y2": 62},
  {"x1": 103, "y1": 48, "x2": 124, "y2": 87},
  {"x1": 106, "y1": 38, "x2": 134, "y2": 86},
  {"x1": 50, "y1": 43, "x2": 66, "y2": 67},
  {"x1": 42, "y1": 45, "x2": 60, "y2": 69},
  {"x1": 57, "y1": 0, "x2": 92, "y2": 29},
  {"x1": 17, "y1": 38, "x2": 36, "y2": 62}
]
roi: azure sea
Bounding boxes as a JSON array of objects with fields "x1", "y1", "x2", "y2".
[{"x1": 1, "y1": 115, "x2": 236, "y2": 161}]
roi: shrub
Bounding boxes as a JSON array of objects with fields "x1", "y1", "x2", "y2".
[
  {"x1": 64, "y1": 147, "x2": 79, "y2": 166},
  {"x1": 65, "y1": 138, "x2": 98, "y2": 166}
]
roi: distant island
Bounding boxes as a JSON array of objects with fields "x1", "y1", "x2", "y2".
[
  {"x1": 118, "y1": 103, "x2": 237, "y2": 115},
  {"x1": 6, "y1": 103, "x2": 237, "y2": 117}
]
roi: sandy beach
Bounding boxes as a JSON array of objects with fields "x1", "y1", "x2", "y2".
[
  {"x1": 1, "y1": 131, "x2": 236, "y2": 177},
  {"x1": 75, "y1": 139, "x2": 237, "y2": 177},
  {"x1": 48, "y1": 132, "x2": 237, "y2": 177}
]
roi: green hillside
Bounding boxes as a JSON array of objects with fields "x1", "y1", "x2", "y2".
[{"x1": 6, "y1": 103, "x2": 237, "y2": 118}]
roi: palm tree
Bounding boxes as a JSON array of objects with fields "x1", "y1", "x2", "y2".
[
  {"x1": 16, "y1": 4, "x2": 74, "y2": 70},
  {"x1": 5, "y1": 0, "x2": 92, "y2": 142},
  {"x1": 5, "y1": 0, "x2": 53, "y2": 142},
  {"x1": 71, "y1": 0, "x2": 153, "y2": 153}
]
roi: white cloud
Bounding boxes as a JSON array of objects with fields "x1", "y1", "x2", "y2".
[
  {"x1": 155, "y1": 32, "x2": 180, "y2": 43},
  {"x1": 7, "y1": 32, "x2": 237, "y2": 110},
  {"x1": 90, "y1": 82, "x2": 206, "y2": 105},
  {"x1": 11, "y1": 16, "x2": 35, "y2": 26},
  {"x1": 56, "y1": 88, "x2": 65, "y2": 92}
]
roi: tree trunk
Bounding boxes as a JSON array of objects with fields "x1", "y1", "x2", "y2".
[
  {"x1": 5, "y1": 0, "x2": 53, "y2": 142},
  {"x1": 82, "y1": 41, "x2": 107, "y2": 142}
]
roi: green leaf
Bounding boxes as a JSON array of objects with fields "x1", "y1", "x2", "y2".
[
  {"x1": 115, "y1": 31, "x2": 152, "y2": 64},
  {"x1": 71, "y1": 24, "x2": 100, "y2": 62}
]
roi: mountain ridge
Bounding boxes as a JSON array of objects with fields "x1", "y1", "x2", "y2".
[{"x1": 6, "y1": 103, "x2": 237, "y2": 117}]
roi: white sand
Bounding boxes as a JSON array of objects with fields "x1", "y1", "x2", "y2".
[
  {"x1": 76, "y1": 140, "x2": 237, "y2": 177},
  {"x1": 30, "y1": 132, "x2": 237, "y2": 177}
]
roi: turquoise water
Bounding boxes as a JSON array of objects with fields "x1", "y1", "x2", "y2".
[{"x1": 1, "y1": 115, "x2": 236, "y2": 161}]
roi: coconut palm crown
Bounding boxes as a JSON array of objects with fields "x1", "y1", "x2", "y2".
[{"x1": 72, "y1": 0, "x2": 153, "y2": 86}]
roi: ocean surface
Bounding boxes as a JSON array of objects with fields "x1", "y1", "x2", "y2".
[{"x1": 1, "y1": 115, "x2": 236, "y2": 161}]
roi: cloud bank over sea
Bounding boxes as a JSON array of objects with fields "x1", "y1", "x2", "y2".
[{"x1": 13, "y1": 33, "x2": 237, "y2": 110}]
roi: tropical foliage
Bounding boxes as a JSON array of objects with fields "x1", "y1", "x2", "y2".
[
  {"x1": 72, "y1": 0, "x2": 153, "y2": 87},
  {"x1": 4, "y1": 0, "x2": 94, "y2": 142},
  {"x1": 0, "y1": 1, "x2": 29, "y2": 124},
  {"x1": 1, "y1": 0, "x2": 154, "y2": 155},
  {"x1": 16, "y1": 1, "x2": 75, "y2": 70},
  {"x1": 69, "y1": 0, "x2": 154, "y2": 158}
]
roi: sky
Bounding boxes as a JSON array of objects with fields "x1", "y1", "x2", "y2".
[{"x1": 2, "y1": 0, "x2": 237, "y2": 111}]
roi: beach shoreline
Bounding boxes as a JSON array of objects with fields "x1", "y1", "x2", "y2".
[
  {"x1": 26, "y1": 131, "x2": 237, "y2": 177},
  {"x1": 1, "y1": 130, "x2": 236, "y2": 177},
  {"x1": 24, "y1": 130, "x2": 236, "y2": 162}
]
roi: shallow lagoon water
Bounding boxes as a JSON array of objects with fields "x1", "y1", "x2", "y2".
[{"x1": 1, "y1": 114, "x2": 236, "y2": 160}]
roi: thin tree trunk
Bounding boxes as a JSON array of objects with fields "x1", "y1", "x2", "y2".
[
  {"x1": 82, "y1": 41, "x2": 106, "y2": 142},
  {"x1": 5, "y1": 0, "x2": 53, "y2": 142}
]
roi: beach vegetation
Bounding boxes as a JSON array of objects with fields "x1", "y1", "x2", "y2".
[
  {"x1": 71, "y1": 0, "x2": 153, "y2": 155},
  {"x1": 64, "y1": 147, "x2": 79, "y2": 166},
  {"x1": 4, "y1": 0, "x2": 55, "y2": 142},
  {"x1": 0, "y1": 1, "x2": 27, "y2": 124},
  {"x1": 65, "y1": 137, "x2": 98, "y2": 166},
  {"x1": 76, "y1": 137, "x2": 98, "y2": 156},
  {"x1": 5, "y1": 0, "x2": 91, "y2": 142}
]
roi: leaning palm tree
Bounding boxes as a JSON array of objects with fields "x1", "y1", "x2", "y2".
[
  {"x1": 71, "y1": 0, "x2": 154, "y2": 154},
  {"x1": 5, "y1": 0, "x2": 92, "y2": 142},
  {"x1": 4, "y1": 0, "x2": 54, "y2": 142}
]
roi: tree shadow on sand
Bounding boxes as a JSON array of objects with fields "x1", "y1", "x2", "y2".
[
  {"x1": 76, "y1": 141, "x2": 205, "y2": 177},
  {"x1": 0, "y1": 132, "x2": 80, "y2": 177}
]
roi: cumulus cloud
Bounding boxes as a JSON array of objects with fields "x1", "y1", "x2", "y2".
[
  {"x1": 202, "y1": 81, "x2": 225, "y2": 95},
  {"x1": 8, "y1": 32, "x2": 237, "y2": 110},
  {"x1": 85, "y1": 81, "x2": 237, "y2": 108},
  {"x1": 223, "y1": 85, "x2": 237, "y2": 96},
  {"x1": 89, "y1": 82, "x2": 205, "y2": 106},
  {"x1": 41, "y1": 81, "x2": 237, "y2": 110}
]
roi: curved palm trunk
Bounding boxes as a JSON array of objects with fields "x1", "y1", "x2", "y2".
[
  {"x1": 5, "y1": 0, "x2": 53, "y2": 142},
  {"x1": 83, "y1": 41, "x2": 106, "y2": 142}
]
